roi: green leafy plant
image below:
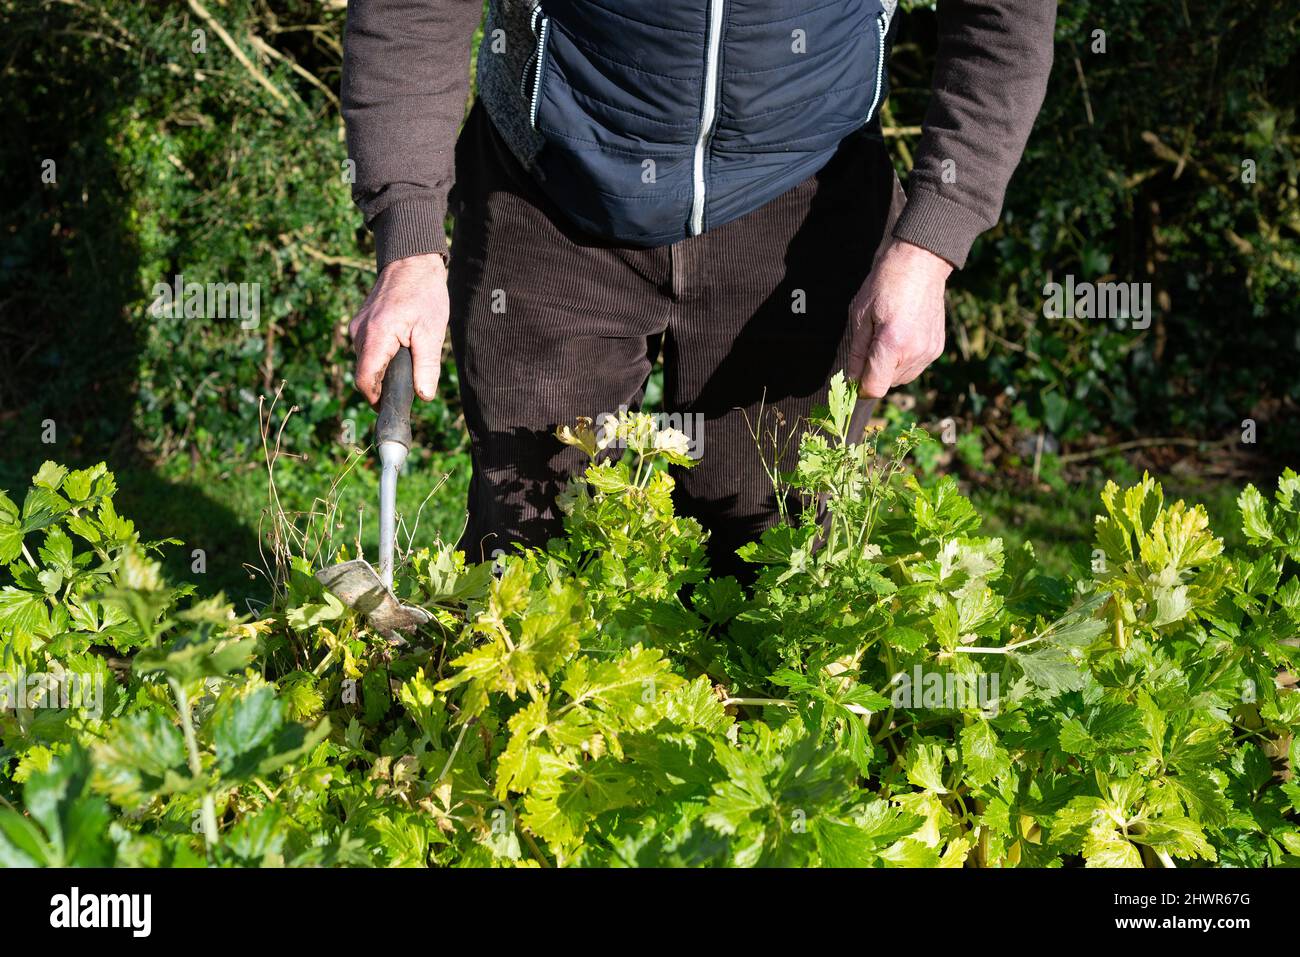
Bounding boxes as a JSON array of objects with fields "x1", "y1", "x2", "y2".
[{"x1": 2, "y1": 377, "x2": 1297, "y2": 867}]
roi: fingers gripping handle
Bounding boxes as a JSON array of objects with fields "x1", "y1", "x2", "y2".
[{"x1": 376, "y1": 346, "x2": 415, "y2": 449}]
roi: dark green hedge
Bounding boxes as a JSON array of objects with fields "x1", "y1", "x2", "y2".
[
  {"x1": 1, "y1": 0, "x2": 1296, "y2": 477},
  {"x1": 913, "y1": 0, "x2": 1299, "y2": 448}
]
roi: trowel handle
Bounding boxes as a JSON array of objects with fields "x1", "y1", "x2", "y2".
[{"x1": 376, "y1": 346, "x2": 414, "y2": 449}]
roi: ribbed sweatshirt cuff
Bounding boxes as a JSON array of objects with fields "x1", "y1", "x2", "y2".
[
  {"x1": 372, "y1": 199, "x2": 449, "y2": 272},
  {"x1": 891, "y1": 186, "x2": 992, "y2": 271}
]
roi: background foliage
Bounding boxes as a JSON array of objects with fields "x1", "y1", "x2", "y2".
[
  {"x1": 891, "y1": 0, "x2": 1299, "y2": 452},
  {"x1": 2, "y1": 0, "x2": 1297, "y2": 477}
]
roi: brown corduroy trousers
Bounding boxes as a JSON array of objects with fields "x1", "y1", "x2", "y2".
[{"x1": 447, "y1": 103, "x2": 904, "y2": 578}]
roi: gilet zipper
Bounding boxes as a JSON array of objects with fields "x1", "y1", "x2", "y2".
[
  {"x1": 865, "y1": 9, "x2": 888, "y2": 124},
  {"x1": 525, "y1": 5, "x2": 551, "y2": 130},
  {"x1": 689, "y1": 0, "x2": 726, "y2": 236}
]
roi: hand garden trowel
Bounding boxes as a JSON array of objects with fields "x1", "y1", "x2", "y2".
[{"x1": 316, "y1": 346, "x2": 431, "y2": 640}]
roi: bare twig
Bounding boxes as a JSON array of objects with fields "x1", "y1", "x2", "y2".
[
  {"x1": 247, "y1": 33, "x2": 339, "y2": 109},
  {"x1": 186, "y1": 0, "x2": 291, "y2": 110},
  {"x1": 299, "y1": 243, "x2": 376, "y2": 273},
  {"x1": 1073, "y1": 54, "x2": 1094, "y2": 126},
  {"x1": 1059, "y1": 436, "x2": 1204, "y2": 465}
]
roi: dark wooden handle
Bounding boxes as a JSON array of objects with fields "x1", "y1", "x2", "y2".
[{"x1": 375, "y1": 346, "x2": 414, "y2": 448}]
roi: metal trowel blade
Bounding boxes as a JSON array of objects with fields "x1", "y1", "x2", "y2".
[{"x1": 315, "y1": 558, "x2": 431, "y2": 642}]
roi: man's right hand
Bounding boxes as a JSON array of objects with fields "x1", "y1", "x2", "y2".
[{"x1": 349, "y1": 253, "x2": 449, "y2": 406}]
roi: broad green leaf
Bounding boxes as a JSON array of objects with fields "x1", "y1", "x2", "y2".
[
  {"x1": 21, "y1": 748, "x2": 114, "y2": 866},
  {"x1": 1082, "y1": 827, "x2": 1143, "y2": 868},
  {"x1": 906, "y1": 741, "x2": 948, "y2": 794},
  {"x1": 21, "y1": 486, "x2": 70, "y2": 534},
  {"x1": 0, "y1": 490, "x2": 22, "y2": 564},
  {"x1": 812, "y1": 816, "x2": 882, "y2": 867},
  {"x1": 1238, "y1": 485, "x2": 1274, "y2": 544},
  {"x1": 134, "y1": 635, "x2": 256, "y2": 683},
  {"x1": 960, "y1": 720, "x2": 1010, "y2": 788},
  {"x1": 0, "y1": 586, "x2": 52, "y2": 638},
  {"x1": 0, "y1": 809, "x2": 49, "y2": 867},
  {"x1": 93, "y1": 711, "x2": 191, "y2": 808},
  {"x1": 214, "y1": 686, "x2": 283, "y2": 774},
  {"x1": 31, "y1": 462, "x2": 68, "y2": 492},
  {"x1": 1013, "y1": 645, "x2": 1086, "y2": 697}
]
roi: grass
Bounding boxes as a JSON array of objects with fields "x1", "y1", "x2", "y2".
[
  {"x1": 123, "y1": 458, "x2": 1249, "y2": 602},
  {"x1": 113, "y1": 448, "x2": 473, "y2": 605},
  {"x1": 5, "y1": 439, "x2": 1251, "y2": 606}
]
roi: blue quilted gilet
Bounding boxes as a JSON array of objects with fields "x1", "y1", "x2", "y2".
[{"x1": 480, "y1": 0, "x2": 894, "y2": 246}]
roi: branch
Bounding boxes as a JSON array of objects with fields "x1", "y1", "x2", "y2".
[
  {"x1": 1058, "y1": 436, "x2": 1203, "y2": 465},
  {"x1": 247, "y1": 33, "x2": 339, "y2": 109},
  {"x1": 187, "y1": 0, "x2": 291, "y2": 110},
  {"x1": 299, "y1": 243, "x2": 376, "y2": 273}
]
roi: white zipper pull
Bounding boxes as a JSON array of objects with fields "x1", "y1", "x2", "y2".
[{"x1": 881, "y1": 0, "x2": 897, "y2": 34}]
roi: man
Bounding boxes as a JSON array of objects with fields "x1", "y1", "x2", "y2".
[{"x1": 342, "y1": 0, "x2": 1055, "y2": 575}]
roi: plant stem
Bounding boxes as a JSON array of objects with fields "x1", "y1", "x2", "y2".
[
  {"x1": 721, "y1": 696, "x2": 795, "y2": 709},
  {"x1": 953, "y1": 624, "x2": 1058, "y2": 656},
  {"x1": 519, "y1": 823, "x2": 552, "y2": 868},
  {"x1": 169, "y1": 678, "x2": 219, "y2": 850},
  {"x1": 311, "y1": 644, "x2": 338, "y2": 677},
  {"x1": 435, "y1": 718, "x2": 474, "y2": 783}
]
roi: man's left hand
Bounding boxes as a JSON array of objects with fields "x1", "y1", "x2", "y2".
[{"x1": 848, "y1": 239, "x2": 953, "y2": 399}]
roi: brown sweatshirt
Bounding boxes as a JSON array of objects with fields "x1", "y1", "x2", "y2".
[{"x1": 342, "y1": 0, "x2": 1056, "y2": 271}]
